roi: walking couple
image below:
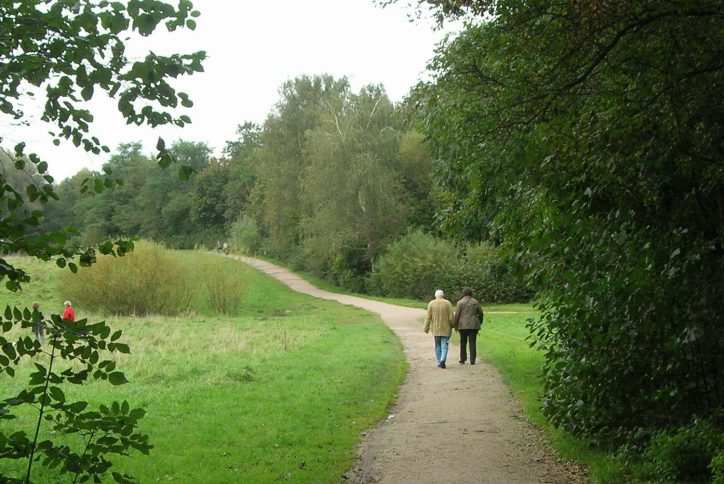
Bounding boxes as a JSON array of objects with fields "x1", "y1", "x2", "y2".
[{"x1": 423, "y1": 288, "x2": 483, "y2": 369}]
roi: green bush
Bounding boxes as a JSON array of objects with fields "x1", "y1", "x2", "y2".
[
  {"x1": 229, "y1": 214, "x2": 260, "y2": 254},
  {"x1": 444, "y1": 242, "x2": 533, "y2": 303},
  {"x1": 63, "y1": 241, "x2": 192, "y2": 315},
  {"x1": 643, "y1": 419, "x2": 723, "y2": 483},
  {"x1": 369, "y1": 230, "x2": 457, "y2": 300},
  {"x1": 711, "y1": 450, "x2": 724, "y2": 484},
  {"x1": 370, "y1": 233, "x2": 531, "y2": 303},
  {"x1": 165, "y1": 229, "x2": 224, "y2": 250}
]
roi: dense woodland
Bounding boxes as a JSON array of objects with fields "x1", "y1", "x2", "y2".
[{"x1": 1, "y1": 0, "x2": 722, "y2": 482}]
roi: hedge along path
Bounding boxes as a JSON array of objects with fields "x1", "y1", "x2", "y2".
[{"x1": 233, "y1": 255, "x2": 587, "y2": 483}]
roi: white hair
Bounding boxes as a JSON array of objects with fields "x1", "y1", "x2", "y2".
[
  {"x1": 64, "y1": 300, "x2": 71, "y2": 307},
  {"x1": 434, "y1": 289, "x2": 444, "y2": 298}
]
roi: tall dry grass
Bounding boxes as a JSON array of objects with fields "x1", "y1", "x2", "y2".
[
  {"x1": 62, "y1": 241, "x2": 192, "y2": 315},
  {"x1": 200, "y1": 256, "x2": 250, "y2": 315}
]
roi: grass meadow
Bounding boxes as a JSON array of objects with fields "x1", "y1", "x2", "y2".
[
  {"x1": 0, "y1": 252, "x2": 406, "y2": 482},
  {"x1": 1, "y1": 250, "x2": 624, "y2": 483}
]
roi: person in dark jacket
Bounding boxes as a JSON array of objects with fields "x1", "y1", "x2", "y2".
[{"x1": 453, "y1": 287, "x2": 484, "y2": 365}]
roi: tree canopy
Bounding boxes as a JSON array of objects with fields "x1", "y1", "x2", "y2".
[
  {"x1": 0, "y1": 0, "x2": 205, "y2": 291},
  {"x1": 409, "y1": 0, "x2": 724, "y2": 449}
]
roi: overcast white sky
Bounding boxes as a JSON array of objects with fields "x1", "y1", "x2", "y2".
[{"x1": 1, "y1": 1, "x2": 453, "y2": 181}]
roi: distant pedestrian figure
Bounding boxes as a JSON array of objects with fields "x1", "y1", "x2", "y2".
[
  {"x1": 216, "y1": 240, "x2": 222, "y2": 253},
  {"x1": 32, "y1": 302, "x2": 45, "y2": 344},
  {"x1": 63, "y1": 300, "x2": 75, "y2": 323},
  {"x1": 222, "y1": 242, "x2": 229, "y2": 255},
  {"x1": 454, "y1": 287, "x2": 484, "y2": 365},
  {"x1": 424, "y1": 289, "x2": 455, "y2": 368}
]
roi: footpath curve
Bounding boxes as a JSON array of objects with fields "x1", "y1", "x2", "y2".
[{"x1": 236, "y1": 256, "x2": 587, "y2": 484}]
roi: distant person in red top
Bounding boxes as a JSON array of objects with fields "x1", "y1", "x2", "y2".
[{"x1": 63, "y1": 300, "x2": 75, "y2": 323}]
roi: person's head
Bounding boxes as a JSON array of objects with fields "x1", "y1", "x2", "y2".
[
  {"x1": 64, "y1": 300, "x2": 72, "y2": 307},
  {"x1": 434, "y1": 289, "x2": 444, "y2": 299},
  {"x1": 462, "y1": 287, "x2": 473, "y2": 297},
  {"x1": 32, "y1": 302, "x2": 40, "y2": 311}
]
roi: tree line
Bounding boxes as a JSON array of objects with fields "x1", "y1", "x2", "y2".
[{"x1": 23, "y1": 74, "x2": 526, "y2": 301}]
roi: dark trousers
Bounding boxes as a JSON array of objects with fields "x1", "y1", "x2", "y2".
[{"x1": 459, "y1": 329, "x2": 479, "y2": 363}]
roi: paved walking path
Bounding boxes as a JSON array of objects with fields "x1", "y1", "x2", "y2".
[{"x1": 235, "y1": 256, "x2": 586, "y2": 484}]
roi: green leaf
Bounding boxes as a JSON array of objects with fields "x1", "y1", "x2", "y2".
[
  {"x1": 114, "y1": 343, "x2": 130, "y2": 354},
  {"x1": 129, "y1": 408, "x2": 146, "y2": 420},
  {"x1": 108, "y1": 372, "x2": 129, "y2": 385},
  {"x1": 49, "y1": 386, "x2": 66, "y2": 403},
  {"x1": 68, "y1": 401, "x2": 89, "y2": 413},
  {"x1": 2, "y1": 343, "x2": 17, "y2": 360},
  {"x1": 81, "y1": 85, "x2": 94, "y2": 101}
]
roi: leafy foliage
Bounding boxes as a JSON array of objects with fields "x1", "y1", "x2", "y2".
[
  {"x1": 301, "y1": 84, "x2": 410, "y2": 283},
  {"x1": 711, "y1": 450, "x2": 724, "y2": 484},
  {"x1": 0, "y1": 0, "x2": 204, "y2": 289},
  {"x1": 370, "y1": 232, "x2": 530, "y2": 302},
  {"x1": 370, "y1": 230, "x2": 456, "y2": 299},
  {"x1": 252, "y1": 75, "x2": 438, "y2": 288},
  {"x1": 406, "y1": 0, "x2": 724, "y2": 450},
  {"x1": 642, "y1": 418, "x2": 723, "y2": 483},
  {"x1": 229, "y1": 214, "x2": 261, "y2": 255},
  {"x1": 1, "y1": 1, "x2": 204, "y2": 480},
  {"x1": 0, "y1": 309, "x2": 150, "y2": 482}
]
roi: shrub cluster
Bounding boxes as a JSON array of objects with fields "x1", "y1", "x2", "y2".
[
  {"x1": 63, "y1": 242, "x2": 255, "y2": 317},
  {"x1": 642, "y1": 418, "x2": 723, "y2": 483},
  {"x1": 63, "y1": 241, "x2": 192, "y2": 315},
  {"x1": 369, "y1": 230, "x2": 532, "y2": 303},
  {"x1": 229, "y1": 214, "x2": 261, "y2": 255},
  {"x1": 369, "y1": 230, "x2": 456, "y2": 300}
]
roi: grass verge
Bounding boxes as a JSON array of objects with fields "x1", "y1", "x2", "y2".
[{"x1": 481, "y1": 311, "x2": 622, "y2": 482}]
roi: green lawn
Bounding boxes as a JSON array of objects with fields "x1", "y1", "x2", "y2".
[{"x1": 0, "y1": 254, "x2": 406, "y2": 483}]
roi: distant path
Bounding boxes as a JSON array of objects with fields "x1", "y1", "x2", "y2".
[{"x1": 233, "y1": 255, "x2": 587, "y2": 483}]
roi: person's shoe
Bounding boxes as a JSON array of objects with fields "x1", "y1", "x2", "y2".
[
  {"x1": 437, "y1": 363, "x2": 441, "y2": 367},
  {"x1": 440, "y1": 361, "x2": 446, "y2": 369},
  {"x1": 470, "y1": 361, "x2": 476, "y2": 365},
  {"x1": 459, "y1": 360, "x2": 465, "y2": 364}
]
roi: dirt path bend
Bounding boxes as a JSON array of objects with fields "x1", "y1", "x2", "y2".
[{"x1": 237, "y1": 256, "x2": 587, "y2": 484}]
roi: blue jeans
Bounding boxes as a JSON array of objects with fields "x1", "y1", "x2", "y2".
[{"x1": 434, "y1": 336, "x2": 449, "y2": 365}]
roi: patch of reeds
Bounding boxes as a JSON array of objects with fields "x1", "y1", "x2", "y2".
[
  {"x1": 62, "y1": 241, "x2": 192, "y2": 315},
  {"x1": 200, "y1": 256, "x2": 250, "y2": 315}
]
